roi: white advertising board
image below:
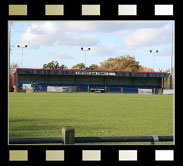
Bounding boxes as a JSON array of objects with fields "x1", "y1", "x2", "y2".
[
  {"x1": 22, "y1": 84, "x2": 31, "y2": 90},
  {"x1": 163, "y1": 89, "x2": 174, "y2": 95},
  {"x1": 47, "y1": 86, "x2": 63, "y2": 92},
  {"x1": 47, "y1": 86, "x2": 77, "y2": 92},
  {"x1": 138, "y1": 89, "x2": 152, "y2": 94}
]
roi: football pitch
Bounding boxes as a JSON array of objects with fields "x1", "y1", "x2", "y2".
[{"x1": 9, "y1": 93, "x2": 174, "y2": 145}]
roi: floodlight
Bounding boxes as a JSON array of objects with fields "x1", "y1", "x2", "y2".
[
  {"x1": 81, "y1": 47, "x2": 91, "y2": 67},
  {"x1": 149, "y1": 49, "x2": 159, "y2": 71},
  {"x1": 17, "y1": 44, "x2": 28, "y2": 68}
]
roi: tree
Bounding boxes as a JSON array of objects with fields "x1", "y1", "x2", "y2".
[
  {"x1": 97, "y1": 55, "x2": 154, "y2": 72},
  {"x1": 10, "y1": 63, "x2": 19, "y2": 76},
  {"x1": 59, "y1": 64, "x2": 67, "y2": 69},
  {"x1": 88, "y1": 64, "x2": 99, "y2": 70},
  {"x1": 43, "y1": 61, "x2": 67, "y2": 69},
  {"x1": 72, "y1": 63, "x2": 86, "y2": 70},
  {"x1": 9, "y1": 63, "x2": 19, "y2": 92},
  {"x1": 99, "y1": 55, "x2": 142, "y2": 72},
  {"x1": 138, "y1": 66, "x2": 154, "y2": 72},
  {"x1": 43, "y1": 61, "x2": 59, "y2": 69}
]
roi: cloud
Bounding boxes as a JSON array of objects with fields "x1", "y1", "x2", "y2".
[
  {"x1": 66, "y1": 21, "x2": 170, "y2": 33},
  {"x1": 19, "y1": 21, "x2": 172, "y2": 52},
  {"x1": 20, "y1": 22, "x2": 99, "y2": 48},
  {"x1": 158, "y1": 47, "x2": 173, "y2": 57},
  {"x1": 124, "y1": 25, "x2": 171, "y2": 48},
  {"x1": 66, "y1": 21, "x2": 127, "y2": 33},
  {"x1": 89, "y1": 45, "x2": 119, "y2": 57},
  {"x1": 55, "y1": 51, "x2": 73, "y2": 59}
]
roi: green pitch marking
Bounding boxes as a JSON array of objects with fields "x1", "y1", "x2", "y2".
[{"x1": 9, "y1": 93, "x2": 173, "y2": 145}]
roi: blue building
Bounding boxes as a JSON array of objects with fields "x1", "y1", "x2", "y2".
[{"x1": 12, "y1": 68, "x2": 169, "y2": 93}]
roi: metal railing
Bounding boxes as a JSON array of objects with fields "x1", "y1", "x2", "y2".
[{"x1": 9, "y1": 127, "x2": 173, "y2": 145}]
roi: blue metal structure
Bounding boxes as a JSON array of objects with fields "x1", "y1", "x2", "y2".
[{"x1": 13, "y1": 68, "x2": 169, "y2": 93}]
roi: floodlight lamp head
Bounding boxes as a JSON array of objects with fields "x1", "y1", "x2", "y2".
[
  {"x1": 25, "y1": 45, "x2": 28, "y2": 48},
  {"x1": 81, "y1": 47, "x2": 83, "y2": 50},
  {"x1": 156, "y1": 50, "x2": 158, "y2": 53},
  {"x1": 88, "y1": 48, "x2": 91, "y2": 50},
  {"x1": 17, "y1": 45, "x2": 20, "y2": 48}
]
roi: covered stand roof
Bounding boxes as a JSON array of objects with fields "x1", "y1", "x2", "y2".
[{"x1": 16, "y1": 68, "x2": 169, "y2": 78}]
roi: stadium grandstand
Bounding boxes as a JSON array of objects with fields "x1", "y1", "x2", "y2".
[{"x1": 12, "y1": 68, "x2": 169, "y2": 93}]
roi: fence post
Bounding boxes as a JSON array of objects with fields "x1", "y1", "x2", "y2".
[{"x1": 62, "y1": 126, "x2": 75, "y2": 144}]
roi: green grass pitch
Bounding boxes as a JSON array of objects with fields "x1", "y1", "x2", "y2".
[{"x1": 9, "y1": 93, "x2": 174, "y2": 145}]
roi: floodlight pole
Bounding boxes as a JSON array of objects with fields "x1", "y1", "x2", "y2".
[
  {"x1": 170, "y1": 22, "x2": 174, "y2": 89},
  {"x1": 84, "y1": 51, "x2": 86, "y2": 67},
  {"x1": 17, "y1": 45, "x2": 28, "y2": 68},
  {"x1": 81, "y1": 47, "x2": 91, "y2": 67},
  {"x1": 150, "y1": 50, "x2": 159, "y2": 71}
]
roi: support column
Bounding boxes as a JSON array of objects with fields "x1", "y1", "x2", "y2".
[
  {"x1": 169, "y1": 74, "x2": 173, "y2": 89},
  {"x1": 15, "y1": 74, "x2": 18, "y2": 92}
]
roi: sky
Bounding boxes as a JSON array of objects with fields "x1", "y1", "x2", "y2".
[{"x1": 9, "y1": 21, "x2": 174, "y2": 72}]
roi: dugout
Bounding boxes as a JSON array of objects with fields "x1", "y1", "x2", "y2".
[{"x1": 12, "y1": 68, "x2": 169, "y2": 93}]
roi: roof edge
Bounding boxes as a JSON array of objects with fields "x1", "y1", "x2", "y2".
[{"x1": 16, "y1": 68, "x2": 169, "y2": 75}]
